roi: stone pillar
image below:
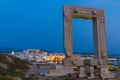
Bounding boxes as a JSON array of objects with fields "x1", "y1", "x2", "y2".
[
  {"x1": 79, "y1": 67, "x2": 86, "y2": 78},
  {"x1": 63, "y1": 15, "x2": 72, "y2": 57},
  {"x1": 63, "y1": 7, "x2": 73, "y2": 66},
  {"x1": 94, "y1": 66, "x2": 101, "y2": 79},
  {"x1": 88, "y1": 66, "x2": 95, "y2": 79},
  {"x1": 92, "y1": 11, "x2": 108, "y2": 65},
  {"x1": 100, "y1": 66, "x2": 115, "y2": 79},
  {"x1": 92, "y1": 12, "x2": 110, "y2": 79}
]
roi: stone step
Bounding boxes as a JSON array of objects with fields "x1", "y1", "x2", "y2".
[{"x1": 45, "y1": 73, "x2": 65, "y2": 77}]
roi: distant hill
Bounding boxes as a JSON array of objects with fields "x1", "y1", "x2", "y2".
[
  {"x1": 0, "y1": 47, "x2": 23, "y2": 53},
  {"x1": 73, "y1": 52, "x2": 120, "y2": 56},
  {"x1": 73, "y1": 52, "x2": 93, "y2": 55}
]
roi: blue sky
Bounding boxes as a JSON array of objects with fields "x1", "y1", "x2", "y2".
[{"x1": 0, "y1": 0, "x2": 120, "y2": 54}]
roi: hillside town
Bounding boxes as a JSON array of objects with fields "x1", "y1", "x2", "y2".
[
  {"x1": 10, "y1": 49, "x2": 65, "y2": 64},
  {"x1": 10, "y1": 49, "x2": 119, "y2": 66}
]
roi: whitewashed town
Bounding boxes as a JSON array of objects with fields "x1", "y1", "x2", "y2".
[{"x1": 10, "y1": 49, "x2": 65, "y2": 64}]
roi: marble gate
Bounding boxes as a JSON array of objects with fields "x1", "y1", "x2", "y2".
[{"x1": 63, "y1": 5, "x2": 115, "y2": 79}]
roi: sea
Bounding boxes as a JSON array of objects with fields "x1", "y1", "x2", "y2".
[{"x1": 108, "y1": 55, "x2": 120, "y2": 66}]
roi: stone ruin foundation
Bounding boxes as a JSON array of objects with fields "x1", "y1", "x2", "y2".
[{"x1": 63, "y1": 5, "x2": 115, "y2": 80}]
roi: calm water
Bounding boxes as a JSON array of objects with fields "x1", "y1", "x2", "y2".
[
  {"x1": 108, "y1": 55, "x2": 120, "y2": 66},
  {"x1": 108, "y1": 60, "x2": 120, "y2": 66}
]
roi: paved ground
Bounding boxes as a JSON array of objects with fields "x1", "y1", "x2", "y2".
[
  {"x1": 25, "y1": 65, "x2": 39, "y2": 77},
  {"x1": 37, "y1": 72, "x2": 120, "y2": 80},
  {"x1": 25, "y1": 65, "x2": 120, "y2": 80},
  {"x1": 113, "y1": 71, "x2": 120, "y2": 80}
]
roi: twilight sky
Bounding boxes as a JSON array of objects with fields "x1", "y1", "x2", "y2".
[{"x1": 0, "y1": 0, "x2": 120, "y2": 54}]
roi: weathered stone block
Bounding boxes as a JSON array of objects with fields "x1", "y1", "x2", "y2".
[
  {"x1": 79, "y1": 67, "x2": 86, "y2": 78},
  {"x1": 72, "y1": 58, "x2": 84, "y2": 66},
  {"x1": 100, "y1": 67, "x2": 115, "y2": 79},
  {"x1": 91, "y1": 60, "x2": 99, "y2": 66},
  {"x1": 63, "y1": 57, "x2": 73, "y2": 67},
  {"x1": 88, "y1": 66, "x2": 96, "y2": 79},
  {"x1": 46, "y1": 66, "x2": 75, "y2": 76},
  {"x1": 99, "y1": 59, "x2": 108, "y2": 65},
  {"x1": 84, "y1": 59, "x2": 99, "y2": 66}
]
